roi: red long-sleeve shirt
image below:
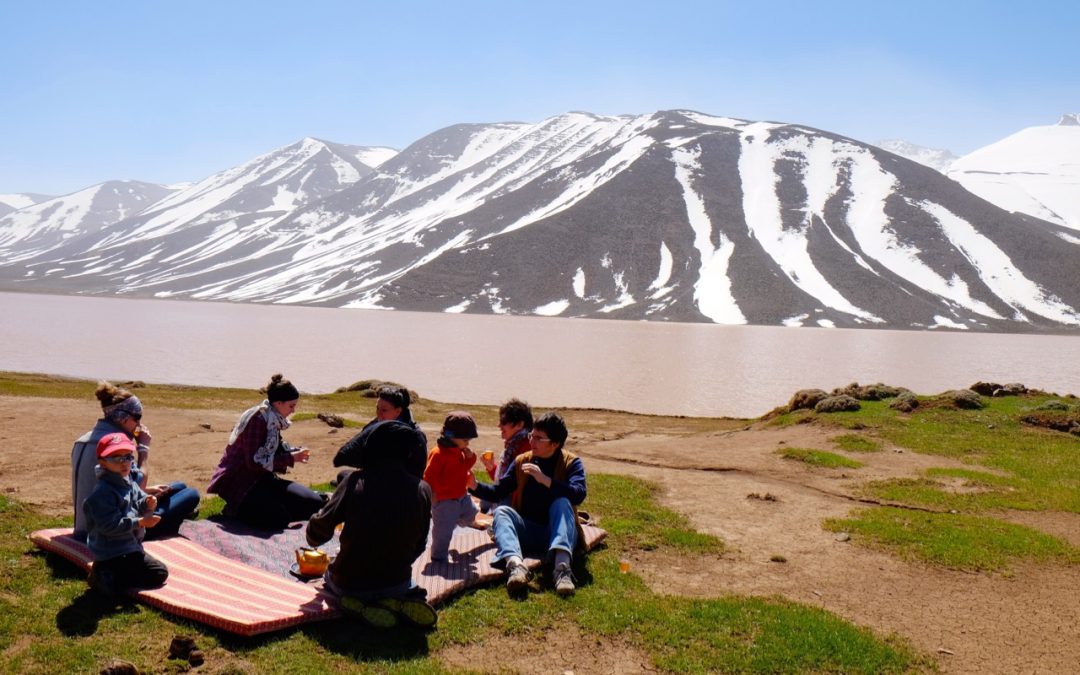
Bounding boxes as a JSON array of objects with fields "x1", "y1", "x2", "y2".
[{"x1": 423, "y1": 443, "x2": 476, "y2": 502}]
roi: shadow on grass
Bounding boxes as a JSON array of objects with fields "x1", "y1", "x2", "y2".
[{"x1": 56, "y1": 590, "x2": 140, "y2": 636}]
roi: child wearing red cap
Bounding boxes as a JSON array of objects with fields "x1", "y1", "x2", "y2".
[{"x1": 82, "y1": 432, "x2": 169, "y2": 596}]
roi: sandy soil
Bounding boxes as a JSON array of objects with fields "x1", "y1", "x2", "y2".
[{"x1": 4, "y1": 395, "x2": 1078, "y2": 674}]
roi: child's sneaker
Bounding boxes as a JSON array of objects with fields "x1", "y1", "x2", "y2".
[
  {"x1": 506, "y1": 562, "x2": 530, "y2": 593},
  {"x1": 553, "y1": 563, "x2": 576, "y2": 597}
]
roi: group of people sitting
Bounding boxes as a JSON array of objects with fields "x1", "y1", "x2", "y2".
[{"x1": 70, "y1": 374, "x2": 589, "y2": 628}]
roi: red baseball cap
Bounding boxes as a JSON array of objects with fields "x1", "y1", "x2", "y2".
[{"x1": 96, "y1": 432, "x2": 136, "y2": 458}]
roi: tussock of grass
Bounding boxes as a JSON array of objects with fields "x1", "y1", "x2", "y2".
[
  {"x1": 824, "y1": 506, "x2": 1080, "y2": 572},
  {"x1": 779, "y1": 447, "x2": 863, "y2": 469},
  {"x1": 833, "y1": 433, "x2": 882, "y2": 453}
]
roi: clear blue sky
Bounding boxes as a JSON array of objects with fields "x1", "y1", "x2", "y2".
[{"x1": 1, "y1": 0, "x2": 1076, "y2": 196}]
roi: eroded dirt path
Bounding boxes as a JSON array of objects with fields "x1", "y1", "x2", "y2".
[{"x1": 5, "y1": 395, "x2": 1079, "y2": 673}]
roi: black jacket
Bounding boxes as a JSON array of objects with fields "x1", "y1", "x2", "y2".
[
  {"x1": 308, "y1": 420, "x2": 432, "y2": 593},
  {"x1": 333, "y1": 408, "x2": 428, "y2": 479}
]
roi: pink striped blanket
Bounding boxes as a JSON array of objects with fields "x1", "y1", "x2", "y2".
[{"x1": 30, "y1": 522, "x2": 606, "y2": 636}]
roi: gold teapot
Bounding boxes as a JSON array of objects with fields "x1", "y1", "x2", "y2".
[{"x1": 295, "y1": 547, "x2": 329, "y2": 576}]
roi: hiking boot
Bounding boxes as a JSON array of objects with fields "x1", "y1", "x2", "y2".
[
  {"x1": 379, "y1": 597, "x2": 438, "y2": 629},
  {"x1": 553, "y1": 563, "x2": 576, "y2": 597},
  {"x1": 506, "y1": 562, "x2": 530, "y2": 593},
  {"x1": 340, "y1": 596, "x2": 398, "y2": 629}
]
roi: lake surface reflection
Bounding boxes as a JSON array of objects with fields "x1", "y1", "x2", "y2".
[{"x1": 1, "y1": 291, "x2": 1077, "y2": 417}]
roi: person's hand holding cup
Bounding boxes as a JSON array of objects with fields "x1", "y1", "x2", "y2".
[
  {"x1": 480, "y1": 449, "x2": 495, "y2": 473},
  {"x1": 292, "y1": 447, "x2": 310, "y2": 463}
]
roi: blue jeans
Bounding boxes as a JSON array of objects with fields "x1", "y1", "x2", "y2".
[
  {"x1": 491, "y1": 498, "x2": 577, "y2": 564},
  {"x1": 145, "y1": 481, "x2": 201, "y2": 539}
]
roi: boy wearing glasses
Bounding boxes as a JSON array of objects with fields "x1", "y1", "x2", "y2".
[
  {"x1": 468, "y1": 412, "x2": 587, "y2": 597},
  {"x1": 82, "y1": 432, "x2": 169, "y2": 596}
]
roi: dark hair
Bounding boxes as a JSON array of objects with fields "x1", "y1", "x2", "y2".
[
  {"x1": 498, "y1": 398, "x2": 533, "y2": 428},
  {"x1": 94, "y1": 381, "x2": 133, "y2": 409},
  {"x1": 377, "y1": 386, "x2": 411, "y2": 409},
  {"x1": 264, "y1": 373, "x2": 300, "y2": 403},
  {"x1": 533, "y1": 412, "x2": 568, "y2": 449}
]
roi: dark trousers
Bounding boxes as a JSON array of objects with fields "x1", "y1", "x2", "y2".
[
  {"x1": 238, "y1": 474, "x2": 324, "y2": 529},
  {"x1": 94, "y1": 550, "x2": 169, "y2": 593}
]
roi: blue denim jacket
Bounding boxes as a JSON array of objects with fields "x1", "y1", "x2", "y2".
[{"x1": 83, "y1": 467, "x2": 150, "y2": 561}]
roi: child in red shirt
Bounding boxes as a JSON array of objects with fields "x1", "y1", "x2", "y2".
[{"x1": 423, "y1": 411, "x2": 481, "y2": 562}]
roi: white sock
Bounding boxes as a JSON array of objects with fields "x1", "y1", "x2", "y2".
[
  {"x1": 554, "y1": 550, "x2": 571, "y2": 569},
  {"x1": 507, "y1": 555, "x2": 524, "y2": 569}
]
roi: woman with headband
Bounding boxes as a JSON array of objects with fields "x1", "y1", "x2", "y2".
[{"x1": 70, "y1": 381, "x2": 200, "y2": 541}]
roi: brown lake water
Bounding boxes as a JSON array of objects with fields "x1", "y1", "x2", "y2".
[{"x1": 1, "y1": 291, "x2": 1078, "y2": 417}]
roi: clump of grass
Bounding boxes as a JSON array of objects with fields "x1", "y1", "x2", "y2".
[
  {"x1": 833, "y1": 434, "x2": 882, "y2": 453},
  {"x1": 824, "y1": 506, "x2": 1080, "y2": 572},
  {"x1": 779, "y1": 447, "x2": 863, "y2": 469}
]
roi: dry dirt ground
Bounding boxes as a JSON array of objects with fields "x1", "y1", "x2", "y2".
[{"x1": 3, "y1": 395, "x2": 1079, "y2": 674}]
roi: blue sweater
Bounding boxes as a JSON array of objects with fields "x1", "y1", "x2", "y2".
[{"x1": 82, "y1": 468, "x2": 151, "y2": 561}]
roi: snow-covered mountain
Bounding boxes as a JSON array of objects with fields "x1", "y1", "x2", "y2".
[
  {"x1": 0, "y1": 192, "x2": 53, "y2": 218},
  {"x1": 0, "y1": 181, "x2": 176, "y2": 262},
  {"x1": 948, "y1": 114, "x2": 1080, "y2": 231},
  {"x1": 875, "y1": 139, "x2": 957, "y2": 174},
  {"x1": 1, "y1": 111, "x2": 1077, "y2": 332}
]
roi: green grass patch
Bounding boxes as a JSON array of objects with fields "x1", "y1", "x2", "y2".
[
  {"x1": 768, "y1": 393, "x2": 1080, "y2": 515},
  {"x1": 779, "y1": 447, "x2": 863, "y2": 469},
  {"x1": 588, "y1": 474, "x2": 724, "y2": 553},
  {"x1": 833, "y1": 433, "x2": 883, "y2": 453},
  {"x1": 825, "y1": 506, "x2": 1080, "y2": 572},
  {"x1": 3, "y1": 473, "x2": 925, "y2": 673}
]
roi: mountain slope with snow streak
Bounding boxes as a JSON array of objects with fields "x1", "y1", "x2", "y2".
[
  {"x1": 948, "y1": 114, "x2": 1080, "y2": 231},
  {"x1": 1, "y1": 110, "x2": 1077, "y2": 332},
  {"x1": 0, "y1": 193, "x2": 53, "y2": 218},
  {"x1": 0, "y1": 181, "x2": 176, "y2": 263}
]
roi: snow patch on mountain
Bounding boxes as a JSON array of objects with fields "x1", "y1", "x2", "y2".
[
  {"x1": 740, "y1": 126, "x2": 882, "y2": 322},
  {"x1": 670, "y1": 144, "x2": 744, "y2": 323}
]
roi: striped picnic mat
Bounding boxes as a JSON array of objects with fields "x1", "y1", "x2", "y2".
[{"x1": 30, "y1": 522, "x2": 607, "y2": 636}]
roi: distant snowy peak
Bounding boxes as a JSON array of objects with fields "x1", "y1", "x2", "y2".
[
  {"x1": 0, "y1": 192, "x2": 53, "y2": 218},
  {"x1": 122, "y1": 136, "x2": 383, "y2": 241},
  {"x1": 876, "y1": 139, "x2": 957, "y2": 173},
  {"x1": 353, "y1": 146, "x2": 398, "y2": 167},
  {"x1": 0, "y1": 180, "x2": 175, "y2": 257},
  {"x1": 949, "y1": 116, "x2": 1080, "y2": 230}
]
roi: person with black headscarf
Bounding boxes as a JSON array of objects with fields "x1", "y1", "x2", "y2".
[
  {"x1": 307, "y1": 419, "x2": 435, "y2": 628},
  {"x1": 207, "y1": 374, "x2": 324, "y2": 529},
  {"x1": 332, "y1": 385, "x2": 428, "y2": 484}
]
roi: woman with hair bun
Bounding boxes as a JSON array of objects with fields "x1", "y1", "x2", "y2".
[
  {"x1": 71, "y1": 381, "x2": 200, "y2": 541},
  {"x1": 207, "y1": 374, "x2": 325, "y2": 529}
]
